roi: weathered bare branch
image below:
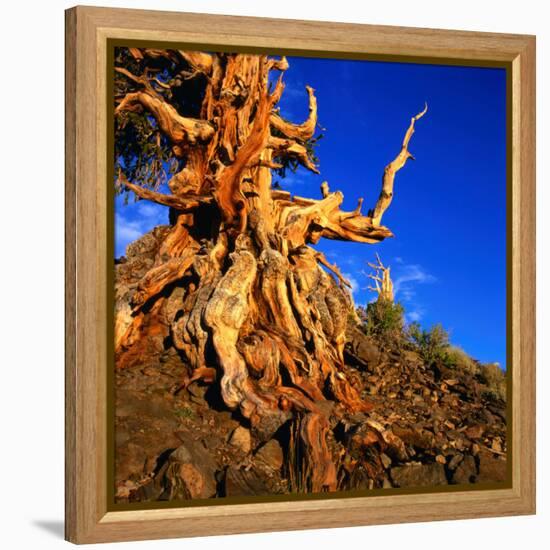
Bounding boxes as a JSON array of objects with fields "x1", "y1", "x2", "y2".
[
  {"x1": 177, "y1": 51, "x2": 214, "y2": 75},
  {"x1": 271, "y1": 187, "x2": 393, "y2": 250},
  {"x1": 366, "y1": 253, "x2": 394, "y2": 302},
  {"x1": 267, "y1": 56, "x2": 289, "y2": 72},
  {"x1": 371, "y1": 103, "x2": 428, "y2": 226},
  {"x1": 268, "y1": 136, "x2": 319, "y2": 173},
  {"x1": 270, "y1": 85, "x2": 318, "y2": 140},
  {"x1": 315, "y1": 251, "x2": 352, "y2": 288},
  {"x1": 120, "y1": 176, "x2": 213, "y2": 210},
  {"x1": 115, "y1": 67, "x2": 215, "y2": 150}
]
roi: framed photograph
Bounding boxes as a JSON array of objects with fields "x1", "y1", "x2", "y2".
[{"x1": 65, "y1": 6, "x2": 535, "y2": 544}]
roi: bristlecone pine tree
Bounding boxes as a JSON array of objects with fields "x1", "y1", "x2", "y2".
[{"x1": 114, "y1": 47, "x2": 427, "y2": 493}]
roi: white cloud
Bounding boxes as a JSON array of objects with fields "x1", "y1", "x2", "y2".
[
  {"x1": 137, "y1": 201, "x2": 165, "y2": 221},
  {"x1": 277, "y1": 173, "x2": 305, "y2": 187},
  {"x1": 282, "y1": 81, "x2": 308, "y2": 100},
  {"x1": 343, "y1": 272, "x2": 359, "y2": 296},
  {"x1": 327, "y1": 251, "x2": 357, "y2": 268},
  {"x1": 276, "y1": 170, "x2": 319, "y2": 190},
  {"x1": 115, "y1": 214, "x2": 143, "y2": 244},
  {"x1": 277, "y1": 80, "x2": 312, "y2": 122},
  {"x1": 391, "y1": 262, "x2": 435, "y2": 324},
  {"x1": 400, "y1": 288, "x2": 416, "y2": 301},
  {"x1": 393, "y1": 264, "x2": 436, "y2": 300},
  {"x1": 406, "y1": 309, "x2": 425, "y2": 323},
  {"x1": 115, "y1": 200, "x2": 168, "y2": 257}
]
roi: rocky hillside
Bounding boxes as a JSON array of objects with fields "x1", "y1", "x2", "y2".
[{"x1": 114, "y1": 228, "x2": 507, "y2": 503}]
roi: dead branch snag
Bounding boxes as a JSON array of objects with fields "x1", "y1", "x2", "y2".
[
  {"x1": 371, "y1": 103, "x2": 428, "y2": 226},
  {"x1": 120, "y1": 176, "x2": 213, "y2": 211},
  {"x1": 270, "y1": 85, "x2": 318, "y2": 140},
  {"x1": 367, "y1": 253, "x2": 394, "y2": 302},
  {"x1": 115, "y1": 79, "x2": 215, "y2": 150}
]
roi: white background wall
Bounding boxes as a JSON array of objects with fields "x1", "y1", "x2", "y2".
[{"x1": 0, "y1": 0, "x2": 547, "y2": 548}]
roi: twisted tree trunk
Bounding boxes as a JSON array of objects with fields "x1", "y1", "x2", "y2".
[{"x1": 114, "y1": 50, "x2": 425, "y2": 492}]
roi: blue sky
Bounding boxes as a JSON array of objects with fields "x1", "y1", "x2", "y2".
[{"x1": 115, "y1": 55, "x2": 507, "y2": 368}]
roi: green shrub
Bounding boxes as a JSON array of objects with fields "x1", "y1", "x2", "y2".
[
  {"x1": 174, "y1": 407, "x2": 195, "y2": 419},
  {"x1": 443, "y1": 345, "x2": 479, "y2": 375},
  {"x1": 479, "y1": 363, "x2": 507, "y2": 401},
  {"x1": 360, "y1": 300, "x2": 404, "y2": 348},
  {"x1": 407, "y1": 322, "x2": 450, "y2": 366}
]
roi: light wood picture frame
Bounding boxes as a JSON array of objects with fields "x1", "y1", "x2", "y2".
[{"x1": 65, "y1": 5, "x2": 536, "y2": 544}]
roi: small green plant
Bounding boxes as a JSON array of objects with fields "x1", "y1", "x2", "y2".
[
  {"x1": 407, "y1": 322, "x2": 450, "y2": 366},
  {"x1": 479, "y1": 363, "x2": 507, "y2": 401},
  {"x1": 443, "y1": 345, "x2": 480, "y2": 375},
  {"x1": 360, "y1": 299, "x2": 405, "y2": 348},
  {"x1": 174, "y1": 407, "x2": 195, "y2": 419}
]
